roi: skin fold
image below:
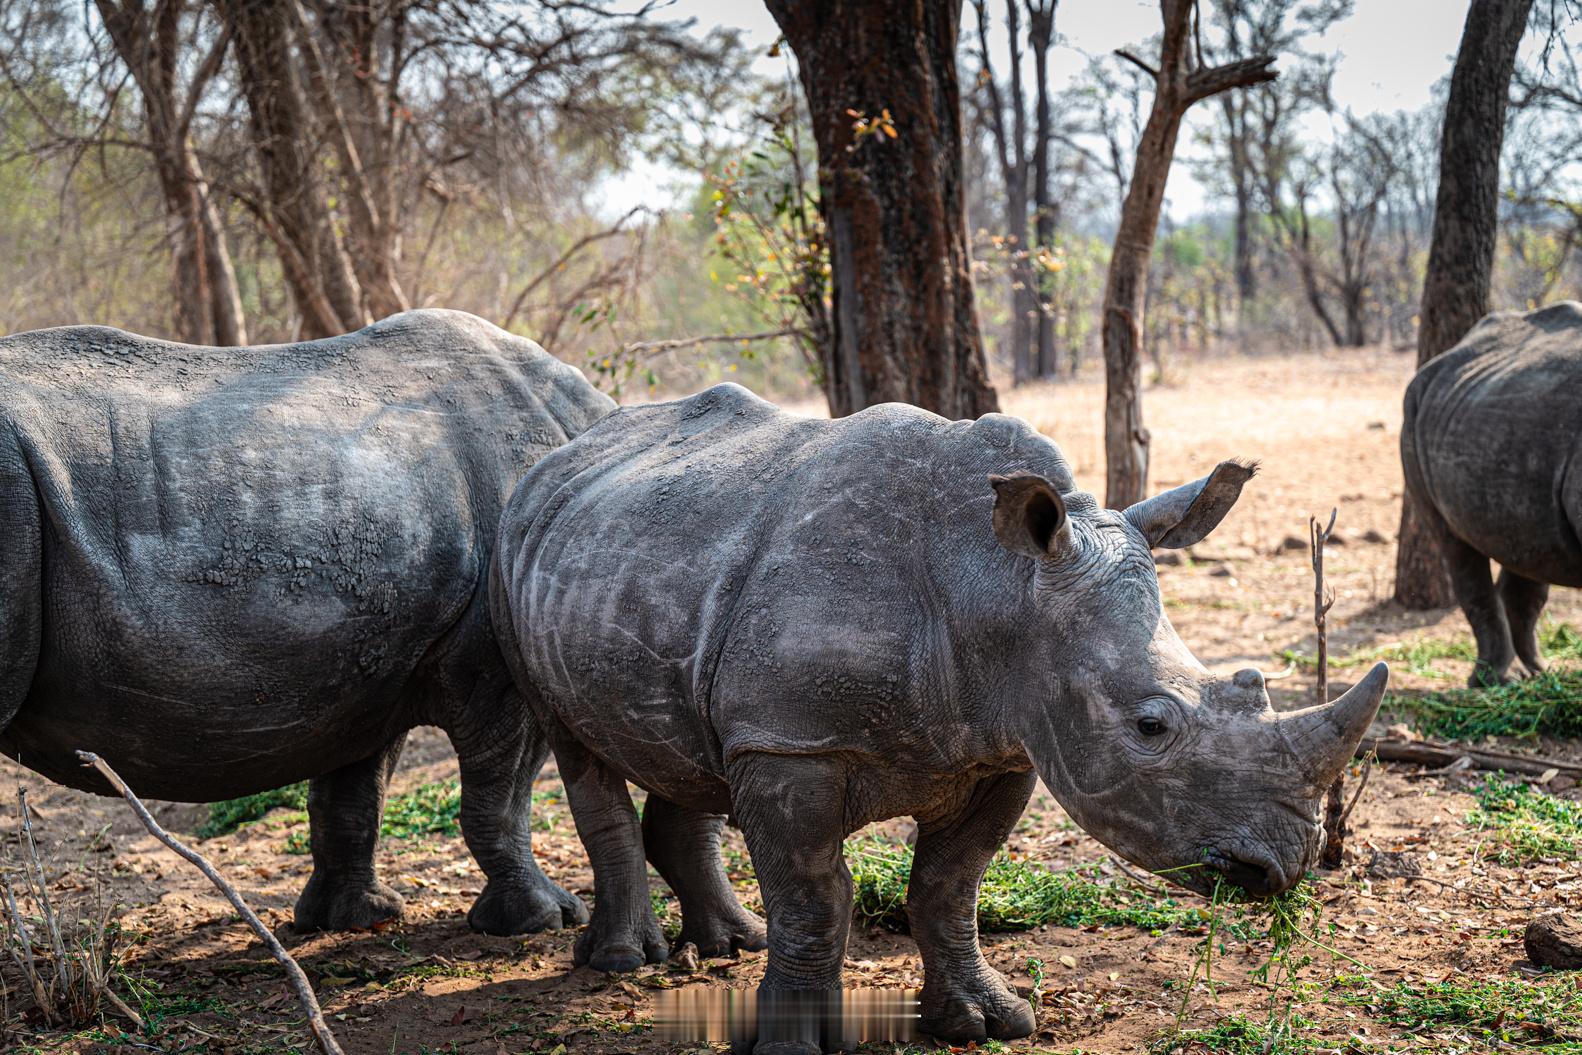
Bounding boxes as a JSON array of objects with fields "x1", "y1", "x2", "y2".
[
  {"x1": 492, "y1": 383, "x2": 1387, "y2": 1054},
  {"x1": 0, "y1": 309, "x2": 613, "y2": 937},
  {"x1": 1402, "y1": 301, "x2": 1582, "y2": 686}
]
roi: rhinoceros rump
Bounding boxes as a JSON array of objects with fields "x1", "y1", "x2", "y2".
[
  {"x1": 0, "y1": 309, "x2": 612, "y2": 936},
  {"x1": 491, "y1": 383, "x2": 1387, "y2": 1051},
  {"x1": 1402, "y1": 301, "x2": 1582, "y2": 686}
]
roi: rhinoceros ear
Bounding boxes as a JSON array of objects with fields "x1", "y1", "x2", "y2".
[
  {"x1": 1123, "y1": 459, "x2": 1257, "y2": 549},
  {"x1": 990, "y1": 472, "x2": 1072, "y2": 559}
]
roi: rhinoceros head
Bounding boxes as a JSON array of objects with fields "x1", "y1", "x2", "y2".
[{"x1": 989, "y1": 461, "x2": 1387, "y2": 898}]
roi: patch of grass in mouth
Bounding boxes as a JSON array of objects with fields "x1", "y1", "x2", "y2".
[
  {"x1": 1344, "y1": 974, "x2": 1582, "y2": 1046},
  {"x1": 845, "y1": 836, "x2": 1208, "y2": 934},
  {"x1": 1467, "y1": 775, "x2": 1582, "y2": 864}
]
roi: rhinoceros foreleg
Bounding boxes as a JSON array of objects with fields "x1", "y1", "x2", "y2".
[
  {"x1": 555, "y1": 738, "x2": 667, "y2": 970},
  {"x1": 1497, "y1": 568, "x2": 1550, "y2": 676},
  {"x1": 731, "y1": 752, "x2": 853, "y2": 1055},
  {"x1": 1441, "y1": 534, "x2": 1516, "y2": 686},
  {"x1": 451, "y1": 712, "x2": 589, "y2": 936},
  {"x1": 293, "y1": 735, "x2": 407, "y2": 932},
  {"x1": 908, "y1": 769, "x2": 1037, "y2": 1044},
  {"x1": 641, "y1": 796, "x2": 767, "y2": 957}
]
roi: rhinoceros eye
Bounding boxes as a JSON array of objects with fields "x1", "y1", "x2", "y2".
[{"x1": 1137, "y1": 716, "x2": 1167, "y2": 737}]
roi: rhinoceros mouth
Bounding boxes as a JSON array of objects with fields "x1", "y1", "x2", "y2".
[{"x1": 1170, "y1": 847, "x2": 1293, "y2": 900}]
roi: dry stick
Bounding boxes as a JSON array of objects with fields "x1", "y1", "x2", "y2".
[
  {"x1": 1311, "y1": 508, "x2": 1350, "y2": 871},
  {"x1": 74, "y1": 751, "x2": 345, "y2": 1055},
  {"x1": 1358, "y1": 736, "x2": 1582, "y2": 779}
]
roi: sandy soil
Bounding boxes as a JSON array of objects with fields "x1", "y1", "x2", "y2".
[{"x1": 3, "y1": 345, "x2": 1579, "y2": 1054}]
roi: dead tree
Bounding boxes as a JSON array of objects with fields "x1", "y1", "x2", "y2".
[
  {"x1": 1393, "y1": 0, "x2": 1534, "y2": 609},
  {"x1": 1027, "y1": 0, "x2": 1060, "y2": 378},
  {"x1": 1101, "y1": 0, "x2": 1275, "y2": 508},
  {"x1": 765, "y1": 0, "x2": 999, "y2": 419}
]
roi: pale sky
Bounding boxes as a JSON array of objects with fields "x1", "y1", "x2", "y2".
[{"x1": 605, "y1": 0, "x2": 1476, "y2": 219}]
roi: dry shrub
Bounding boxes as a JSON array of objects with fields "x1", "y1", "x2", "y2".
[{"x1": 0, "y1": 786, "x2": 139, "y2": 1038}]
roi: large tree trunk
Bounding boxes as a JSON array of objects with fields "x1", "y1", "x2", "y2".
[
  {"x1": 1393, "y1": 0, "x2": 1532, "y2": 609},
  {"x1": 767, "y1": 0, "x2": 998, "y2": 419},
  {"x1": 218, "y1": 0, "x2": 368, "y2": 339},
  {"x1": 95, "y1": 0, "x2": 247, "y2": 345},
  {"x1": 1101, "y1": 0, "x2": 1274, "y2": 508}
]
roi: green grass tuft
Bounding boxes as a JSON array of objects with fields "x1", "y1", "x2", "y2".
[
  {"x1": 1390, "y1": 668, "x2": 1582, "y2": 741},
  {"x1": 1467, "y1": 775, "x2": 1582, "y2": 864},
  {"x1": 1279, "y1": 622, "x2": 1582, "y2": 680},
  {"x1": 379, "y1": 778, "x2": 462, "y2": 839},
  {"x1": 1150, "y1": 1012, "x2": 1335, "y2": 1055},
  {"x1": 197, "y1": 783, "x2": 309, "y2": 838},
  {"x1": 846, "y1": 836, "x2": 1207, "y2": 934},
  {"x1": 1348, "y1": 974, "x2": 1582, "y2": 1044}
]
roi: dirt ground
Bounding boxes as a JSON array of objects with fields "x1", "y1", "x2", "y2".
[{"x1": 3, "y1": 345, "x2": 1580, "y2": 1055}]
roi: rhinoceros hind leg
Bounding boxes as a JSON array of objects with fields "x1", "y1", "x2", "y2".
[
  {"x1": 1497, "y1": 569, "x2": 1550, "y2": 677},
  {"x1": 293, "y1": 736, "x2": 407, "y2": 932},
  {"x1": 909, "y1": 769, "x2": 1038, "y2": 1044},
  {"x1": 642, "y1": 795, "x2": 766, "y2": 957},
  {"x1": 1441, "y1": 534, "x2": 1515, "y2": 687},
  {"x1": 555, "y1": 739, "x2": 665, "y2": 970},
  {"x1": 452, "y1": 709, "x2": 588, "y2": 936}
]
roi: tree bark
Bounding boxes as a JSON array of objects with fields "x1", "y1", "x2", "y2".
[
  {"x1": 94, "y1": 0, "x2": 247, "y2": 345},
  {"x1": 767, "y1": 0, "x2": 998, "y2": 419},
  {"x1": 1028, "y1": 0, "x2": 1059, "y2": 378},
  {"x1": 218, "y1": 0, "x2": 368, "y2": 338},
  {"x1": 1393, "y1": 0, "x2": 1532, "y2": 609},
  {"x1": 1101, "y1": 1, "x2": 1275, "y2": 508}
]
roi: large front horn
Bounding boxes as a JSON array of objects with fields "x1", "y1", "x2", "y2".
[{"x1": 1279, "y1": 661, "x2": 1390, "y2": 788}]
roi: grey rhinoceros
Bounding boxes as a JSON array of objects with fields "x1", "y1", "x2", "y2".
[
  {"x1": 1402, "y1": 301, "x2": 1582, "y2": 686},
  {"x1": 491, "y1": 383, "x2": 1388, "y2": 1052},
  {"x1": 0, "y1": 309, "x2": 611, "y2": 936}
]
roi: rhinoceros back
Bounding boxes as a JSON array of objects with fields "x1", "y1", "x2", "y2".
[
  {"x1": 1402, "y1": 301, "x2": 1582, "y2": 583},
  {"x1": 0, "y1": 309, "x2": 614, "y2": 797},
  {"x1": 496, "y1": 383, "x2": 1078, "y2": 792}
]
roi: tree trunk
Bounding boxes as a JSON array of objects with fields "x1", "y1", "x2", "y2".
[
  {"x1": 94, "y1": 0, "x2": 247, "y2": 345},
  {"x1": 767, "y1": 0, "x2": 998, "y2": 419},
  {"x1": 1029, "y1": 0, "x2": 1058, "y2": 379},
  {"x1": 218, "y1": 0, "x2": 368, "y2": 338},
  {"x1": 1393, "y1": 0, "x2": 1532, "y2": 609},
  {"x1": 1101, "y1": 0, "x2": 1275, "y2": 508}
]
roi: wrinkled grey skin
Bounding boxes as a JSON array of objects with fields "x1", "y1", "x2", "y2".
[
  {"x1": 492, "y1": 383, "x2": 1387, "y2": 1053},
  {"x1": 1402, "y1": 301, "x2": 1582, "y2": 687},
  {"x1": 0, "y1": 309, "x2": 612, "y2": 937}
]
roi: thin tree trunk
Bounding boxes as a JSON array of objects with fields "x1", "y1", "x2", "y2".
[
  {"x1": 768, "y1": 0, "x2": 998, "y2": 419},
  {"x1": 1029, "y1": 0, "x2": 1058, "y2": 378},
  {"x1": 1101, "y1": 0, "x2": 1275, "y2": 508},
  {"x1": 1393, "y1": 0, "x2": 1532, "y2": 608}
]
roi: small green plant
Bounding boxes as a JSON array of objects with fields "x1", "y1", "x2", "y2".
[
  {"x1": 198, "y1": 783, "x2": 309, "y2": 839},
  {"x1": 1150, "y1": 1011, "x2": 1333, "y2": 1054},
  {"x1": 282, "y1": 779, "x2": 466, "y2": 854},
  {"x1": 1347, "y1": 974, "x2": 1582, "y2": 1044},
  {"x1": 1467, "y1": 774, "x2": 1582, "y2": 864},
  {"x1": 846, "y1": 837, "x2": 1207, "y2": 934}
]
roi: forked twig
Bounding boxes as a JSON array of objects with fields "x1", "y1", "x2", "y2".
[
  {"x1": 1311, "y1": 509, "x2": 1350, "y2": 870},
  {"x1": 75, "y1": 751, "x2": 344, "y2": 1055}
]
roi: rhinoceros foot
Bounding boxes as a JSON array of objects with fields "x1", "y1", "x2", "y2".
[
  {"x1": 293, "y1": 875, "x2": 404, "y2": 933},
  {"x1": 677, "y1": 904, "x2": 767, "y2": 958},
  {"x1": 573, "y1": 909, "x2": 668, "y2": 972},
  {"x1": 919, "y1": 967, "x2": 1035, "y2": 1044},
  {"x1": 468, "y1": 876, "x2": 589, "y2": 936}
]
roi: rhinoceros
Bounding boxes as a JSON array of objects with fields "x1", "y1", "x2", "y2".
[
  {"x1": 491, "y1": 383, "x2": 1388, "y2": 1051},
  {"x1": 0, "y1": 309, "x2": 611, "y2": 936},
  {"x1": 1402, "y1": 301, "x2": 1582, "y2": 686}
]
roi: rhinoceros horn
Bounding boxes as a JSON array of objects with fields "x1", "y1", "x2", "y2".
[{"x1": 1278, "y1": 661, "x2": 1390, "y2": 788}]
